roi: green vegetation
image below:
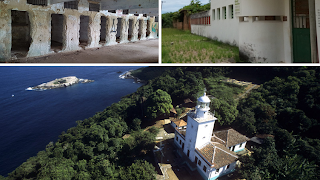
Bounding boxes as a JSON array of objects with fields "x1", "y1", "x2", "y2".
[
  {"x1": 4, "y1": 67, "x2": 320, "y2": 179},
  {"x1": 162, "y1": 0, "x2": 210, "y2": 28},
  {"x1": 162, "y1": 28, "x2": 241, "y2": 63}
]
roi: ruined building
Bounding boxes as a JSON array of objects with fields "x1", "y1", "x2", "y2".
[{"x1": 0, "y1": 0, "x2": 158, "y2": 61}]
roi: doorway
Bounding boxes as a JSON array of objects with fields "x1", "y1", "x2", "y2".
[
  {"x1": 51, "y1": 14, "x2": 64, "y2": 52},
  {"x1": 11, "y1": 10, "x2": 31, "y2": 58},
  {"x1": 292, "y1": 0, "x2": 311, "y2": 62}
]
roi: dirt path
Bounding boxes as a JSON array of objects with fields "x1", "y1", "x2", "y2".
[{"x1": 7, "y1": 39, "x2": 159, "y2": 63}]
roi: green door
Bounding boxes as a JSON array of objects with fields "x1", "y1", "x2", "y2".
[
  {"x1": 292, "y1": 0, "x2": 312, "y2": 63},
  {"x1": 292, "y1": 28, "x2": 311, "y2": 62}
]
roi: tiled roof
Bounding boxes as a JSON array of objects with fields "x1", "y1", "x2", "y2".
[
  {"x1": 212, "y1": 129, "x2": 250, "y2": 148},
  {"x1": 172, "y1": 119, "x2": 187, "y2": 127},
  {"x1": 196, "y1": 142, "x2": 238, "y2": 169}
]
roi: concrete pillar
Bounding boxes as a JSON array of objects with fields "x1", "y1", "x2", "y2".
[
  {"x1": 139, "y1": 17, "x2": 147, "y2": 40},
  {"x1": 147, "y1": 16, "x2": 157, "y2": 39},
  {"x1": 120, "y1": 17, "x2": 129, "y2": 43},
  {"x1": 87, "y1": 13, "x2": 101, "y2": 48},
  {"x1": 309, "y1": 0, "x2": 318, "y2": 63},
  {"x1": 64, "y1": 14, "x2": 81, "y2": 51},
  {"x1": 129, "y1": 16, "x2": 139, "y2": 42},
  {"x1": 27, "y1": 10, "x2": 51, "y2": 57},
  {"x1": 0, "y1": 9, "x2": 11, "y2": 62},
  {"x1": 106, "y1": 15, "x2": 118, "y2": 45}
]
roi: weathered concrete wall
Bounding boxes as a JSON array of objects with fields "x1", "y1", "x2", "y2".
[
  {"x1": 119, "y1": 17, "x2": 129, "y2": 43},
  {"x1": 238, "y1": 0, "x2": 291, "y2": 63},
  {"x1": 138, "y1": 17, "x2": 147, "y2": 40},
  {"x1": 0, "y1": 0, "x2": 156, "y2": 61},
  {"x1": 129, "y1": 16, "x2": 139, "y2": 41},
  {"x1": 105, "y1": 15, "x2": 118, "y2": 45}
]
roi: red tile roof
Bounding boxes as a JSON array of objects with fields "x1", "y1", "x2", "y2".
[
  {"x1": 212, "y1": 129, "x2": 250, "y2": 148},
  {"x1": 196, "y1": 142, "x2": 238, "y2": 169}
]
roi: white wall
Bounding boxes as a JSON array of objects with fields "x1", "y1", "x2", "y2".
[
  {"x1": 238, "y1": 0, "x2": 292, "y2": 63},
  {"x1": 229, "y1": 141, "x2": 247, "y2": 152},
  {"x1": 210, "y1": 0, "x2": 239, "y2": 45},
  {"x1": 184, "y1": 114, "x2": 215, "y2": 163}
]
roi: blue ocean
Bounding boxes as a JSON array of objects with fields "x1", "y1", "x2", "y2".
[{"x1": 0, "y1": 66, "x2": 144, "y2": 176}]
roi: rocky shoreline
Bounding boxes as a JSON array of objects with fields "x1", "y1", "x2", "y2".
[
  {"x1": 119, "y1": 70, "x2": 143, "y2": 83},
  {"x1": 27, "y1": 76, "x2": 94, "y2": 90}
]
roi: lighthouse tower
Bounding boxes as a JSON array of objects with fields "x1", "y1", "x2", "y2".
[{"x1": 183, "y1": 91, "x2": 217, "y2": 162}]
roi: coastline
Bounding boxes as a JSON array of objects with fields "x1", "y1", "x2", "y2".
[{"x1": 119, "y1": 70, "x2": 144, "y2": 83}]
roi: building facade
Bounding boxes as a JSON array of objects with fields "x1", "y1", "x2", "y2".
[
  {"x1": 174, "y1": 93, "x2": 249, "y2": 180},
  {"x1": 190, "y1": 0, "x2": 320, "y2": 63},
  {"x1": 0, "y1": 0, "x2": 158, "y2": 61}
]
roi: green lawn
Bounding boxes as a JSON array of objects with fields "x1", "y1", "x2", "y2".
[{"x1": 162, "y1": 28, "x2": 243, "y2": 63}]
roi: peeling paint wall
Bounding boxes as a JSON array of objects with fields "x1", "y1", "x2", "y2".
[{"x1": 0, "y1": 0, "x2": 156, "y2": 61}]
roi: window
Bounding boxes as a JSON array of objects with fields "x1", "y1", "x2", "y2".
[
  {"x1": 216, "y1": 168, "x2": 219, "y2": 173},
  {"x1": 195, "y1": 156, "x2": 198, "y2": 163},
  {"x1": 187, "y1": 150, "x2": 190, "y2": 157},
  {"x1": 222, "y1": 7, "x2": 226, "y2": 19},
  {"x1": 231, "y1": 146, "x2": 235, "y2": 151},
  {"x1": 179, "y1": 140, "x2": 181, "y2": 145},
  {"x1": 27, "y1": 0, "x2": 47, "y2": 6},
  {"x1": 212, "y1": 9, "x2": 215, "y2": 20},
  {"x1": 64, "y1": 1, "x2": 78, "y2": 10},
  {"x1": 229, "y1": 5, "x2": 234, "y2": 19},
  {"x1": 217, "y1": 8, "x2": 220, "y2": 20},
  {"x1": 89, "y1": 3, "x2": 100, "y2": 12},
  {"x1": 203, "y1": 165, "x2": 207, "y2": 172},
  {"x1": 239, "y1": 143, "x2": 243, "y2": 148},
  {"x1": 227, "y1": 164, "x2": 230, "y2": 169},
  {"x1": 176, "y1": 136, "x2": 178, "y2": 141},
  {"x1": 198, "y1": 160, "x2": 201, "y2": 166}
]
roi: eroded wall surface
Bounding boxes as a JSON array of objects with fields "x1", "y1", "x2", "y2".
[{"x1": 0, "y1": 0, "x2": 157, "y2": 61}]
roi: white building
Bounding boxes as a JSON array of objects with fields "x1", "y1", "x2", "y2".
[
  {"x1": 190, "y1": 0, "x2": 320, "y2": 63},
  {"x1": 174, "y1": 92, "x2": 249, "y2": 180}
]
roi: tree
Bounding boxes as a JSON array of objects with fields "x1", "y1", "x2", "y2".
[
  {"x1": 145, "y1": 89, "x2": 173, "y2": 119},
  {"x1": 119, "y1": 160, "x2": 156, "y2": 180},
  {"x1": 211, "y1": 98, "x2": 238, "y2": 125}
]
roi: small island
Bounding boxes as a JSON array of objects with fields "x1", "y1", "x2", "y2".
[{"x1": 28, "y1": 76, "x2": 94, "y2": 90}]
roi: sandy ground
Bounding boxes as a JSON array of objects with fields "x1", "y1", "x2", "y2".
[{"x1": 7, "y1": 39, "x2": 159, "y2": 63}]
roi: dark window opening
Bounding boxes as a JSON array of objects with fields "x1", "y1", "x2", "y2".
[
  {"x1": 27, "y1": 0, "x2": 47, "y2": 6},
  {"x1": 64, "y1": 1, "x2": 78, "y2": 10},
  {"x1": 187, "y1": 150, "x2": 190, "y2": 157},
  {"x1": 79, "y1": 15, "x2": 90, "y2": 49},
  {"x1": 89, "y1": 3, "x2": 100, "y2": 12},
  {"x1": 123, "y1": 9, "x2": 129, "y2": 14},
  {"x1": 11, "y1": 10, "x2": 31, "y2": 58},
  {"x1": 134, "y1": 14, "x2": 139, "y2": 16},
  {"x1": 195, "y1": 156, "x2": 198, "y2": 163},
  {"x1": 109, "y1": 10, "x2": 116, "y2": 13},
  {"x1": 146, "y1": 19, "x2": 150, "y2": 37},
  {"x1": 203, "y1": 165, "x2": 207, "y2": 172},
  {"x1": 198, "y1": 160, "x2": 201, "y2": 166},
  {"x1": 116, "y1": 18, "x2": 122, "y2": 43},
  {"x1": 51, "y1": 14, "x2": 64, "y2": 52},
  {"x1": 100, "y1": 16, "x2": 107, "y2": 44},
  {"x1": 128, "y1": 19, "x2": 133, "y2": 41}
]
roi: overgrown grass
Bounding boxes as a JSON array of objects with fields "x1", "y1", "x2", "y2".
[{"x1": 162, "y1": 28, "x2": 244, "y2": 63}]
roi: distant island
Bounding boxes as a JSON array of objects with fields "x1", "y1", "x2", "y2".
[{"x1": 27, "y1": 76, "x2": 94, "y2": 90}]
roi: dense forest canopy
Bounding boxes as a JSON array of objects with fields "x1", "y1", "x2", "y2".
[{"x1": 1, "y1": 66, "x2": 320, "y2": 179}]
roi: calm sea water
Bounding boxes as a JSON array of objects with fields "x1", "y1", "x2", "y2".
[{"x1": 0, "y1": 66, "x2": 143, "y2": 176}]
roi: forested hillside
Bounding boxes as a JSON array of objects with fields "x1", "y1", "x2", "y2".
[{"x1": 1, "y1": 67, "x2": 319, "y2": 180}]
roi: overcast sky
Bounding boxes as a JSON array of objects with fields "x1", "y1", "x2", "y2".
[{"x1": 161, "y1": 0, "x2": 210, "y2": 14}]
